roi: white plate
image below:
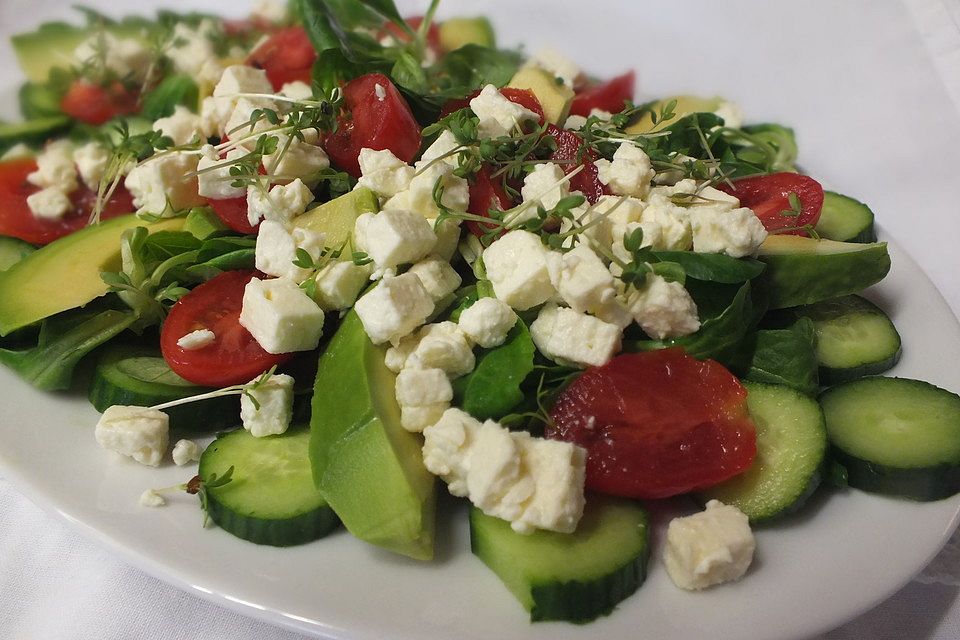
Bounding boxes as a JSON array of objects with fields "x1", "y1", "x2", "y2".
[{"x1": 2, "y1": 1, "x2": 960, "y2": 639}]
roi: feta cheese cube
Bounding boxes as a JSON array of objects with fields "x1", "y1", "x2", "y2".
[
  {"x1": 263, "y1": 134, "x2": 330, "y2": 188},
  {"x1": 457, "y1": 297, "x2": 517, "y2": 348},
  {"x1": 251, "y1": 0, "x2": 290, "y2": 24},
  {"x1": 469, "y1": 84, "x2": 540, "y2": 139},
  {"x1": 580, "y1": 195, "x2": 645, "y2": 249},
  {"x1": 197, "y1": 145, "x2": 248, "y2": 200},
  {"x1": 530, "y1": 304, "x2": 622, "y2": 367},
  {"x1": 311, "y1": 260, "x2": 372, "y2": 311},
  {"x1": 482, "y1": 230, "x2": 558, "y2": 311},
  {"x1": 27, "y1": 140, "x2": 77, "y2": 191},
  {"x1": 74, "y1": 32, "x2": 151, "y2": 80},
  {"x1": 213, "y1": 65, "x2": 273, "y2": 99},
  {"x1": 73, "y1": 142, "x2": 111, "y2": 190},
  {"x1": 400, "y1": 403, "x2": 448, "y2": 433},
  {"x1": 124, "y1": 151, "x2": 204, "y2": 216},
  {"x1": 626, "y1": 274, "x2": 700, "y2": 339},
  {"x1": 689, "y1": 206, "x2": 768, "y2": 258},
  {"x1": 356, "y1": 148, "x2": 415, "y2": 198},
  {"x1": 354, "y1": 273, "x2": 435, "y2": 345},
  {"x1": 225, "y1": 97, "x2": 277, "y2": 140},
  {"x1": 639, "y1": 187, "x2": 694, "y2": 251},
  {"x1": 564, "y1": 114, "x2": 588, "y2": 130},
  {"x1": 26, "y1": 188, "x2": 72, "y2": 221},
  {"x1": 420, "y1": 129, "x2": 461, "y2": 168},
  {"x1": 421, "y1": 408, "x2": 587, "y2": 534},
  {"x1": 595, "y1": 142, "x2": 654, "y2": 198},
  {"x1": 95, "y1": 405, "x2": 170, "y2": 467},
  {"x1": 408, "y1": 256, "x2": 462, "y2": 301},
  {"x1": 139, "y1": 489, "x2": 166, "y2": 507},
  {"x1": 176, "y1": 328, "x2": 216, "y2": 350},
  {"x1": 553, "y1": 243, "x2": 616, "y2": 314},
  {"x1": 520, "y1": 162, "x2": 568, "y2": 211},
  {"x1": 407, "y1": 324, "x2": 475, "y2": 378},
  {"x1": 395, "y1": 367, "x2": 453, "y2": 406},
  {"x1": 353, "y1": 210, "x2": 437, "y2": 269},
  {"x1": 280, "y1": 81, "x2": 313, "y2": 101},
  {"x1": 239, "y1": 277, "x2": 325, "y2": 354},
  {"x1": 663, "y1": 500, "x2": 755, "y2": 590},
  {"x1": 524, "y1": 48, "x2": 580, "y2": 88},
  {"x1": 246, "y1": 179, "x2": 314, "y2": 226},
  {"x1": 166, "y1": 21, "x2": 224, "y2": 85},
  {"x1": 153, "y1": 105, "x2": 204, "y2": 146},
  {"x1": 171, "y1": 439, "x2": 203, "y2": 466},
  {"x1": 240, "y1": 373, "x2": 295, "y2": 437},
  {"x1": 383, "y1": 159, "x2": 469, "y2": 218},
  {"x1": 254, "y1": 219, "x2": 326, "y2": 282},
  {"x1": 429, "y1": 217, "x2": 462, "y2": 261}
]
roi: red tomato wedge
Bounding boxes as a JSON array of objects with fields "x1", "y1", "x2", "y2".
[
  {"x1": 60, "y1": 80, "x2": 138, "y2": 125},
  {"x1": 206, "y1": 196, "x2": 259, "y2": 234},
  {"x1": 440, "y1": 87, "x2": 545, "y2": 125},
  {"x1": 325, "y1": 73, "x2": 422, "y2": 177},
  {"x1": 717, "y1": 172, "x2": 824, "y2": 236},
  {"x1": 247, "y1": 26, "x2": 317, "y2": 91},
  {"x1": 161, "y1": 270, "x2": 292, "y2": 387},
  {"x1": 546, "y1": 124, "x2": 607, "y2": 204},
  {"x1": 466, "y1": 165, "x2": 513, "y2": 238},
  {"x1": 569, "y1": 71, "x2": 635, "y2": 117},
  {"x1": 0, "y1": 158, "x2": 134, "y2": 245},
  {"x1": 547, "y1": 349, "x2": 757, "y2": 500}
]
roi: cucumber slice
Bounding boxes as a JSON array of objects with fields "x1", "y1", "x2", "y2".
[
  {"x1": 199, "y1": 427, "x2": 339, "y2": 546},
  {"x1": 89, "y1": 344, "x2": 238, "y2": 435},
  {"x1": 821, "y1": 377, "x2": 960, "y2": 501},
  {"x1": 796, "y1": 295, "x2": 901, "y2": 385},
  {"x1": 698, "y1": 382, "x2": 826, "y2": 522},
  {"x1": 814, "y1": 192, "x2": 877, "y2": 243},
  {"x1": 0, "y1": 236, "x2": 36, "y2": 271},
  {"x1": 470, "y1": 496, "x2": 649, "y2": 623}
]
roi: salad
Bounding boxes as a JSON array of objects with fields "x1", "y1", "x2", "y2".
[{"x1": 1, "y1": 0, "x2": 959, "y2": 626}]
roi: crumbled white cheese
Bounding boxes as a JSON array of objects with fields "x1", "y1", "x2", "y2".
[
  {"x1": 663, "y1": 500, "x2": 755, "y2": 590},
  {"x1": 246, "y1": 179, "x2": 314, "y2": 226},
  {"x1": 530, "y1": 304, "x2": 622, "y2": 367},
  {"x1": 263, "y1": 134, "x2": 330, "y2": 188},
  {"x1": 482, "y1": 230, "x2": 558, "y2": 311},
  {"x1": 400, "y1": 403, "x2": 448, "y2": 433},
  {"x1": 383, "y1": 158, "x2": 470, "y2": 218},
  {"x1": 524, "y1": 48, "x2": 580, "y2": 87},
  {"x1": 406, "y1": 322, "x2": 475, "y2": 378},
  {"x1": 73, "y1": 142, "x2": 111, "y2": 190},
  {"x1": 595, "y1": 142, "x2": 655, "y2": 198},
  {"x1": 26, "y1": 188, "x2": 72, "y2": 221},
  {"x1": 689, "y1": 205, "x2": 768, "y2": 258},
  {"x1": 254, "y1": 220, "x2": 326, "y2": 282},
  {"x1": 552, "y1": 243, "x2": 616, "y2": 314},
  {"x1": 310, "y1": 260, "x2": 372, "y2": 311},
  {"x1": 279, "y1": 81, "x2": 313, "y2": 101},
  {"x1": 374, "y1": 82, "x2": 387, "y2": 101},
  {"x1": 408, "y1": 256, "x2": 462, "y2": 302},
  {"x1": 251, "y1": 0, "x2": 290, "y2": 23},
  {"x1": 520, "y1": 162, "x2": 569, "y2": 212},
  {"x1": 395, "y1": 367, "x2": 453, "y2": 407},
  {"x1": 240, "y1": 373, "x2": 295, "y2": 438},
  {"x1": 171, "y1": 439, "x2": 203, "y2": 466},
  {"x1": 153, "y1": 106, "x2": 204, "y2": 146},
  {"x1": 457, "y1": 297, "x2": 517, "y2": 349},
  {"x1": 124, "y1": 151, "x2": 204, "y2": 217},
  {"x1": 420, "y1": 130, "x2": 462, "y2": 168},
  {"x1": 139, "y1": 489, "x2": 167, "y2": 507},
  {"x1": 95, "y1": 405, "x2": 170, "y2": 467},
  {"x1": 469, "y1": 84, "x2": 540, "y2": 139},
  {"x1": 239, "y1": 277, "x2": 325, "y2": 354},
  {"x1": 176, "y1": 328, "x2": 216, "y2": 350},
  {"x1": 74, "y1": 32, "x2": 151, "y2": 80},
  {"x1": 422, "y1": 408, "x2": 587, "y2": 534},
  {"x1": 625, "y1": 274, "x2": 700, "y2": 340},
  {"x1": 27, "y1": 140, "x2": 77, "y2": 191},
  {"x1": 353, "y1": 209, "x2": 437, "y2": 270},
  {"x1": 354, "y1": 273, "x2": 435, "y2": 345},
  {"x1": 356, "y1": 148, "x2": 415, "y2": 198},
  {"x1": 166, "y1": 20, "x2": 225, "y2": 86},
  {"x1": 197, "y1": 145, "x2": 248, "y2": 200}
]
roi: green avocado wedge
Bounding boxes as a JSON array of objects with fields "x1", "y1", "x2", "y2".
[
  {"x1": 292, "y1": 187, "x2": 379, "y2": 252},
  {"x1": 310, "y1": 311, "x2": 436, "y2": 561},
  {"x1": 0, "y1": 215, "x2": 185, "y2": 336},
  {"x1": 757, "y1": 235, "x2": 890, "y2": 309}
]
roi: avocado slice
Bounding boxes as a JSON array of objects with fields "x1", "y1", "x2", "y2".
[
  {"x1": 310, "y1": 311, "x2": 436, "y2": 561},
  {"x1": 183, "y1": 208, "x2": 230, "y2": 240},
  {"x1": 292, "y1": 187, "x2": 379, "y2": 252},
  {"x1": 757, "y1": 235, "x2": 891, "y2": 309},
  {"x1": 626, "y1": 95, "x2": 724, "y2": 134},
  {"x1": 507, "y1": 67, "x2": 574, "y2": 125},
  {"x1": 0, "y1": 214, "x2": 185, "y2": 336},
  {"x1": 0, "y1": 117, "x2": 70, "y2": 154},
  {"x1": 438, "y1": 17, "x2": 495, "y2": 52}
]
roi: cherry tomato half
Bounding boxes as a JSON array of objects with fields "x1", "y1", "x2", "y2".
[
  {"x1": 547, "y1": 349, "x2": 757, "y2": 500},
  {"x1": 466, "y1": 165, "x2": 513, "y2": 238},
  {"x1": 717, "y1": 172, "x2": 824, "y2": 235},
  {"x1": 569, "y1": 71, "x2": 635, "y2": 117},
  {"x1": 161, "y1": 270, "x2": 292, "y2": 387},
  {"x1": 246, "y1": 26, "x2": 317, "y2": 91},
  {"x1": 546, "y1": 124, "x2": 607, "y2": 204},
  {"x1": 60, "y1": 80, "x2": 138, "y2": 125},
  {"x1": 206, "y1": 196, "x2": 259, "y2": 235},
  {"x1": 325, "y1": 73, "x2": 422, "y2": 177},
  {"x1": 0, "y1": 158, "x2": 134, "y2": 245}
]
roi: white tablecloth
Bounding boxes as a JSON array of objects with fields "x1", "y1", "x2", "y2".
[{"x1": 2, "y1": 0, "x2": 960, "y2": 638}]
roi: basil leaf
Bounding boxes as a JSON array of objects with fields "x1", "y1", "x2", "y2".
[
  {"x1": 651, "y1": 251, "x2": 765, "y2": 284},
  {"x1": 141, "y1": 74, "x2": 199, "y2": 120},
  {"x1": 742, "y1": 318, "x2": 819, "y2": 396},
  {"x1": 356, "y1": 0, "x2": 411, "y2": 33},
  {"x1": 455, "y1": 320, "x2": 535, "y2": 420},
  {"x1": 434, "y1": 44, "x2": 523, "y2": 97}
]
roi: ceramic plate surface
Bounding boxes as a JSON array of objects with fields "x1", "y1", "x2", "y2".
[{"x1": 1, "y1": 1, "x2": 960, "y2": 639}]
